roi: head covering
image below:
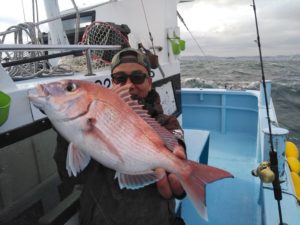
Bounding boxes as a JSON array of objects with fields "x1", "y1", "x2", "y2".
[{"x1": 111, "y1": 47, "x2": 151, "y2": 73}]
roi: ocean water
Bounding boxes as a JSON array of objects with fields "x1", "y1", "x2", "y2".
[{"x1": 180, "y1": 55, "x2": 300, "y2": 148}]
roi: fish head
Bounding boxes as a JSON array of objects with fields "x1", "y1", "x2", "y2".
[{"x1": 29, "y1": 79, "x2": 98, "y2": 121}]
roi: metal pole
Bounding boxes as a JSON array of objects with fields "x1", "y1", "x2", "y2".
[
  {"x1": 1, "y1": 50, "x2": 82, "y2": 68},
  {"x1": 85, "y1": 49, "x2": 94, "y2": 76},
  {"x1": 70, "y1": 0, "x2": 80, "y2": 44}
]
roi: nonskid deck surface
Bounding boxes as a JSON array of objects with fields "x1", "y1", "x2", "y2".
[{"x1": 181, "y1": 131, "x2": 262, "y2": 225}]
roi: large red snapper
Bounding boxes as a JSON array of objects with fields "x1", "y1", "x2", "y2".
[{"x1": 29, "y1": 79, "x2": 233, "y2": 220}]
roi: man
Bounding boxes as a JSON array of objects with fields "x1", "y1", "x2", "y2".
[{"x1": 54, "y1": 48, "x2": 186, "y2": 225}]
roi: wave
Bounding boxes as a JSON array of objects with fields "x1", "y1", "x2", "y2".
[{"x1": 181, "y1": 77, "x2": 260, "y2": 90}]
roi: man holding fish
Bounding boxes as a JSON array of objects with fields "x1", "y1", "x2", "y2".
[{"x1": 29, "y1": 48, "x2": 232, "y2": 225}]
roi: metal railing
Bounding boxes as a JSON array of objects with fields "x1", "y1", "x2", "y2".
[{"x1": 0, "y1": 44, "x2": 121, "y2": 79}]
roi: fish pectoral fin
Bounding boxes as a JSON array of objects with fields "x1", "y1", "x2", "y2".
[
  {"x1": 115, "y1": 170, "x2": 165, "y2": 190},
  {"x1": 66, "y1": 142, "x2": 91, "y2": 177}
]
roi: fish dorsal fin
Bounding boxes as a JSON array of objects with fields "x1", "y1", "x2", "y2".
[
  {"x1": 112, "y1": 85, "x2": 178, "y2": 151},
  {"x1": 142, "y1": 117, "x2": 178, "y2": 151},
  {"x1": 115, "y1": 170, "x2": 165, "y2": 190}
]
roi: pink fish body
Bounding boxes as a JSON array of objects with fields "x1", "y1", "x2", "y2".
[{"x1": 29, "y1": 79, "x2": 233, "y2": 220}]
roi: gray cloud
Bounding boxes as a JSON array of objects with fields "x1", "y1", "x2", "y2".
[
  {"x1": 0, "y1": 17, "x2": 20, "y2": 30},
  {"x1": 178, "y1": 0, "x2": 300, "y2": 57}
]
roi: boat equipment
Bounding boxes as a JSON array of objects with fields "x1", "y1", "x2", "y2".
[{"x1": 251, "y1": 161, "x2": 275, "y2": 183}]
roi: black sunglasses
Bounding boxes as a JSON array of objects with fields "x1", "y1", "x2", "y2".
[{"x1": 111, "y1": 71, "x2": 148, "y2": 85}]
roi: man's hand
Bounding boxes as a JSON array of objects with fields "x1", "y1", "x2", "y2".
[{"x1": 156, "y1": 144, "x2": 186, "y2": 199}]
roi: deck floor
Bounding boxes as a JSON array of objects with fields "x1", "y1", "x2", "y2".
[{"x1": 181, "y1": 131, "x2": 262, "y2": 225}]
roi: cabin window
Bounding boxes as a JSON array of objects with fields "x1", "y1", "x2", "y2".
[
  {"x1": 61, "y1": 11, "x2": 96, "y2": 44},
  {"x1": 62, "y1": 16, "x2": 93, "y2": 32}
]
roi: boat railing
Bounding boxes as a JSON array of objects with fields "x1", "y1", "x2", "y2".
[{"x1": 0, "y1": 44, "x2": 121, "y2": 80}]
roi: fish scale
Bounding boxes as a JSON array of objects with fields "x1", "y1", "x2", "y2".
[
  {"x1": 88, "y1": 105, "x2": 158, "y2": 172},
  {"x1": 103, "y1": 120, "x2": 164, "y2": 172},
  {"x1": 97, "y1": 101, "x2": 165, "y2": 156}
]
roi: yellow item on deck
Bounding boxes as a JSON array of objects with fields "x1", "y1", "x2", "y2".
[
  {"x1": 290, "y1": 172, "x2": 300, "y2": 201},
  {"x1": 287, "y1": 157, "x2": 300, "y2": 173},
  {"x1": 286, "y1": 141, "x2": 299, "y2": 158},
  {"x1": 285, "y1": 142, "x2": 300, "y2": 201}
]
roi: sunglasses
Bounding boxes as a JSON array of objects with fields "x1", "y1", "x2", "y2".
[{"x1": 111, "y1": 71, "x2": 148, "y2": 85}]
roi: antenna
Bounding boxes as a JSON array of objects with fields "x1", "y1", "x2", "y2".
[{"x1": 251, "y1": 1, "x2": 285, "y2": 224}]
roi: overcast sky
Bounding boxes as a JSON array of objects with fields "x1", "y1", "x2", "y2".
[
  {"x1": 178, "y1": 0, "x2": 300, "y2": 57},
  {"x1": 0, "y1": 0, "x2": 299, "y2": 57}
]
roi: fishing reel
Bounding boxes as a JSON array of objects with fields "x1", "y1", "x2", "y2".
[{"x1": 251, "y1": 161, "x2": 275, "y2": 183}]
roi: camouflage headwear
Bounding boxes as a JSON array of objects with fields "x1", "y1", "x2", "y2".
[{"x1": 111, "y1": 48, "x2": 151, "y2": 73}]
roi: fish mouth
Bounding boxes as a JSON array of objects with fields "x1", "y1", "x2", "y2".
[
  {"x1": 36, "y1": 84, "x2": 50, "y2": 97},
  {"x1": 28, "y1": 84, "x2": 49, "y2": 110}
]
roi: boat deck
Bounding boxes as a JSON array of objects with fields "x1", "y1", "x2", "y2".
[
  {"x1": 180, "y1": 130, "x2": 262, "y2": 225},
  {"x1": 179, "y1": 88, "x2": 300, "y2": 225}
]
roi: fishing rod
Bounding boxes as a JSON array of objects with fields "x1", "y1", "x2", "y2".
[
  {"x1": 177, "y1": 10, "x2": 208, "y2": 61},
  {"x1": 140, "y1": 0, "x2": 166, "y2": 78},
  {"x1": 251, "y1": 1, "x2": 284, "y2": 224},
  {"x1": 1, "y1": 50, "x2": 82, "y2": 68}
]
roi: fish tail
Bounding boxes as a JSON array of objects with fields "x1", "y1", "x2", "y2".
[{"x1": 178, "y1": 160, "x2": 233, "y2": 220}]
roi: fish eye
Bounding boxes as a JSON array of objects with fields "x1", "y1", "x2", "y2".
[{"x1": 66, "y1": 82, "x2": 77, "y2": 92}]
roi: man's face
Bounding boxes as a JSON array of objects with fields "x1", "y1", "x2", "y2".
[{"x1": 112, "y1": 63, "x2": 152, "y2": 98}]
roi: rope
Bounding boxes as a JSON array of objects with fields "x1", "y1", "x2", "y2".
[{"x1": 0, "y1": 22, "x2": 73, "y2": 80}]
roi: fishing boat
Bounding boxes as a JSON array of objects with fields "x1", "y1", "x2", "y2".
[{"x1": 0, "y1": 0, "x2": 299, "y2": 224}]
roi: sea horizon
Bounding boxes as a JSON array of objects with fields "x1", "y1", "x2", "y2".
[{"x1": 179, "y1": 53, "x2": 300, "y2": 61}]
